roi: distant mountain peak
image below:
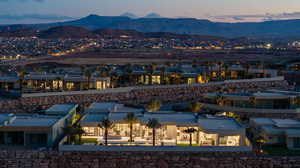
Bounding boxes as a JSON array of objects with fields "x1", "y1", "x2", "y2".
[
  {"x1": 144, "y1": 13, "x2": 162, "y2": 18},
  {"x1": 120, "y1": 12, "x2": 138, "y2": 19},
  {"x1": 85, "y1": 14, "x2": 101, "y2": 19}
]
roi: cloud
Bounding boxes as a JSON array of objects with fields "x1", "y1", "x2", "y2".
[
  {"x1": 0, "y1": 14, "x2": 74, "y2": 21},
  {"x1": 209, "y1": 12, "x2": 300, "y2": 22}
]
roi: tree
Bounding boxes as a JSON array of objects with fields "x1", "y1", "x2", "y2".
[
  {"x1": 188, "y1": 102, "x2": 203, "y2": 116},
  {"x1": 147, "y1": 99, "x2": 162, "y2": 112},
  {"x1": 250, "y1": 96, "x2": 257, "y2": 108},
  {"x1": 84, "y1": 69, "x2": 92, "y2": 89},
  {"x1": 216, "y1": 95, "x2": 225, "y2": 106},
  {"x1": 244, "y1": 64, "x2": 251, "y2": 79},
  {"x1": 146, "y1": 118, "x2": 162, "y2": 146},
  {"x1": 16, "y1": 66, "x2": 26, "y2": 93},
  {"x1": 147, "y1": 63, "x2": 157, "y2": 85},
  {"x1": 160, "y1": 67, "x2": 166, "y2": 85},
  {"x1": 98, "y1": 118, "x2": 114, "y2": 146},
  {"x1": 63, "y1": 124, "x2": 85, "y2": 144},
  {"x1": 217, "y1": 61, "x2": 224, "y2": 81},
  {"x1": 63, "y1": 125, "x2": 77, "y2": 144},
  {"x1": 183, "y1": 128, "x2": 198, "y2": 146},
  {"x1": 254, "y1": 136, "x2": 266, "y2": 153},
  {"x1": 74, "y1": 124, "x2": 85, "y2": 144},
  {"x1": 224, "y1": 64, "x2": 229, "y2": 80},
  {"x1": 124, "y1": 112, "x2": 139, "y2": 142}
]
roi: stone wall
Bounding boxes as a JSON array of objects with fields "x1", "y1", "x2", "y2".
[
  {"x1": 0, "y1": 150, "x2": 300, "y2": 168},
  {"x1": 0, "y1": 80, "x2": 289, "y2": 114}
]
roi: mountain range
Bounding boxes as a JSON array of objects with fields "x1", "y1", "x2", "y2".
[
  {"x1": 1, "y1": 14, "x2": 300, "y2": 37},
  {"x1": 0, "y1": 26, "x2": 223, "y2": 41}
]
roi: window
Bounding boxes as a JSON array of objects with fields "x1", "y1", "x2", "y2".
[
  {"x1": 187, "y1": 78, "x2": 195, "y2": 84},
  {"x1": 96, "y1": 81, "x2": 103, "y2": 90},
  {"x1": 152, "y1": 76, "x2": 161, "y2": 84},
  {"x1": 66, "y1": 82, "x2": 74, "y2": 90}
]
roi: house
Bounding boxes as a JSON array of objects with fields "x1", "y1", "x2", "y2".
[
  {"x1": 22, "y1": 72, "x2": 111, "y2": 92},
  {"x1": 250, "y1": 118, "x2": 300, "y2": 150},
  {"x1": 204, "y1": 90, "x2": 300, "y2": 110},
  {"x1": 80, "y1": 103, "x2": 248, "y2": 147},
  {"x1": 45, "y1": 104, "x2": 78, "y2": 124},
  {"x1": 0, "y1": 104, "x2": 78, "y2": 148}
]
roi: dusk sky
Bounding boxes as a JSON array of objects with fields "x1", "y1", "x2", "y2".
[{"x1": 1, "y1": 0, "x2": 300, "y2": 23}]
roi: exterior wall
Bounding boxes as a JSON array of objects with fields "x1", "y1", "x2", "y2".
[
  {"x1": 2, "y1": 150, "x2": 300, "y2": 168},
  {"x1": 0, "y1": 78, "x2": 290, "y2": 120}
]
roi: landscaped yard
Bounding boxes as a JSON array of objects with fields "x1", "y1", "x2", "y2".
[{"x1": 81, "y1": 138, "x2": 98, "y2": 144}]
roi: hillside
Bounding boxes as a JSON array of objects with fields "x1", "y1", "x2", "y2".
[
  {"x1": 38, "y1": 26, "x2": 95, "y2": 39},
  {"x1": 2, "y1": 14, "x2": 300, "y2": 37}
]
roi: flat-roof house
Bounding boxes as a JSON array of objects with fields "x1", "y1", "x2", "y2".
[
  {"x1": 0, "y1": 114, "x2": 64, "y2": 148},
  {"x1": 80, "y1": 104, "x2": 248, "y2": 147},
  {"x1": 0, "y1": 104, "x2": 78, "y2": 148},
  {"x1": 204, "y1": 90, "x2": 300, "y2": 110},
  {"x1": 198, "y1": 117, "x2": 246, "y2": 146},
  {"x1": 250, "y1": 118, "x2": 300, "y2": 150}
]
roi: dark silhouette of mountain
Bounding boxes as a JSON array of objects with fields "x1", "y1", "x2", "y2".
[
  {"x1": 143, "y1": 32, "x2": 223, "y2": 40},
  {"x1": 2, "y1": 14, "x2": 300, "y2": 37},
  {"x1": 144, "y1": 13, "x2": 162, "y2": 18},
  {"x1": 38, "y1": 26, "x2": 95, "y2": 39},
  {"x1": 120, "y1": 13, "x2": 139, "y2": 19},
  {"x1": 93, "y1": 29, "x2": 223, "y2": 40}
]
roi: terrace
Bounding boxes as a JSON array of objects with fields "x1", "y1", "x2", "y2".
[{"x1": 78, "y1": 103, "x2": 247, "y2": 147}]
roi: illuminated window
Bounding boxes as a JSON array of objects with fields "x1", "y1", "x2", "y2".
[
  {"x1": 66, "y1": 82, "x2": 74, "y2": 90},
  {"x1": 197, "y1": 76, "x2": 205, "y2": 83},
  {"x1": 231, "y1": 71, "x2": 238, "y2": 79},
  {"x1": 53, "y1": 80, "x2": 63, "y2": 89},
  {"x1": 96, "y1": 81, "x2": 103, "y2": 90},
  {"x1": 187, "y1": 78, "x2": 195, "y2": 84},
  {"x1": 212, "y1": 72, "x2": 217, "y2": 78},
  {"x1": 152, "y1": 76, "x2": 161, "y2": 84}
]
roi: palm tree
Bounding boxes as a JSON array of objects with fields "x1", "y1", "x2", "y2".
[
  {"x1": 183, "y1": 128, "x2": 197, "y2": 146},
  {"x1": 216, "y1": 95, "x2": 225, "y2": 106},
  {"x1": 188, "y1": 102, "x2": 203, "y2": 117},
  {"x1": 126, "y1": 68, "x2": 134, "y2": 86},
  {"x1": 217, "y1": 61, "x2": 224, "y2": 81},
  {"x1": 124, "y1": 112, "x2": 139, "y2": 142},
  {"x1": 124, "y1": 63, "x2": 133, "y2": 85},
  {"x1": 74, "y1": 124, "x2": 85, "y2": 144},
  {"x1": 16, "y1": 66, "x2": 26, "y2": 94},
  {"x1": 147, "y1": 99, "x2": 162, "y2": 112},
  {"x1": 250, "y1": 96, "x2": 257, "y2": 108},
  {"x1": 146, "y1": 118, "x2": 162, "y2": 146},
  {"x1": 98, "y1": 118, "x2": 114, "y2": 146},
  {"x1": 244, "y1": 64, "x2": 251, "y2": 79},
  {"x1": 148, "y1": 63, "x2": 157, "y2": 85},
  {"x1": 63, "y1": 123, "x2": 85, "y2": 144},
  {"x1": 160, "y1": 67, "x2": 166, "y2": 85},
  {"x1": 224, "y1": 64, "x2": 229, "y2": 80},
  {"x1": 254, "y1": 136, "x2": 266, "y2": 153},
  {"x1": 63, "y1": 124, "x2": 77, "y2": 144},
  {"x1": 84, "y1": 70, "x2": 92, "y2": 90}
]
